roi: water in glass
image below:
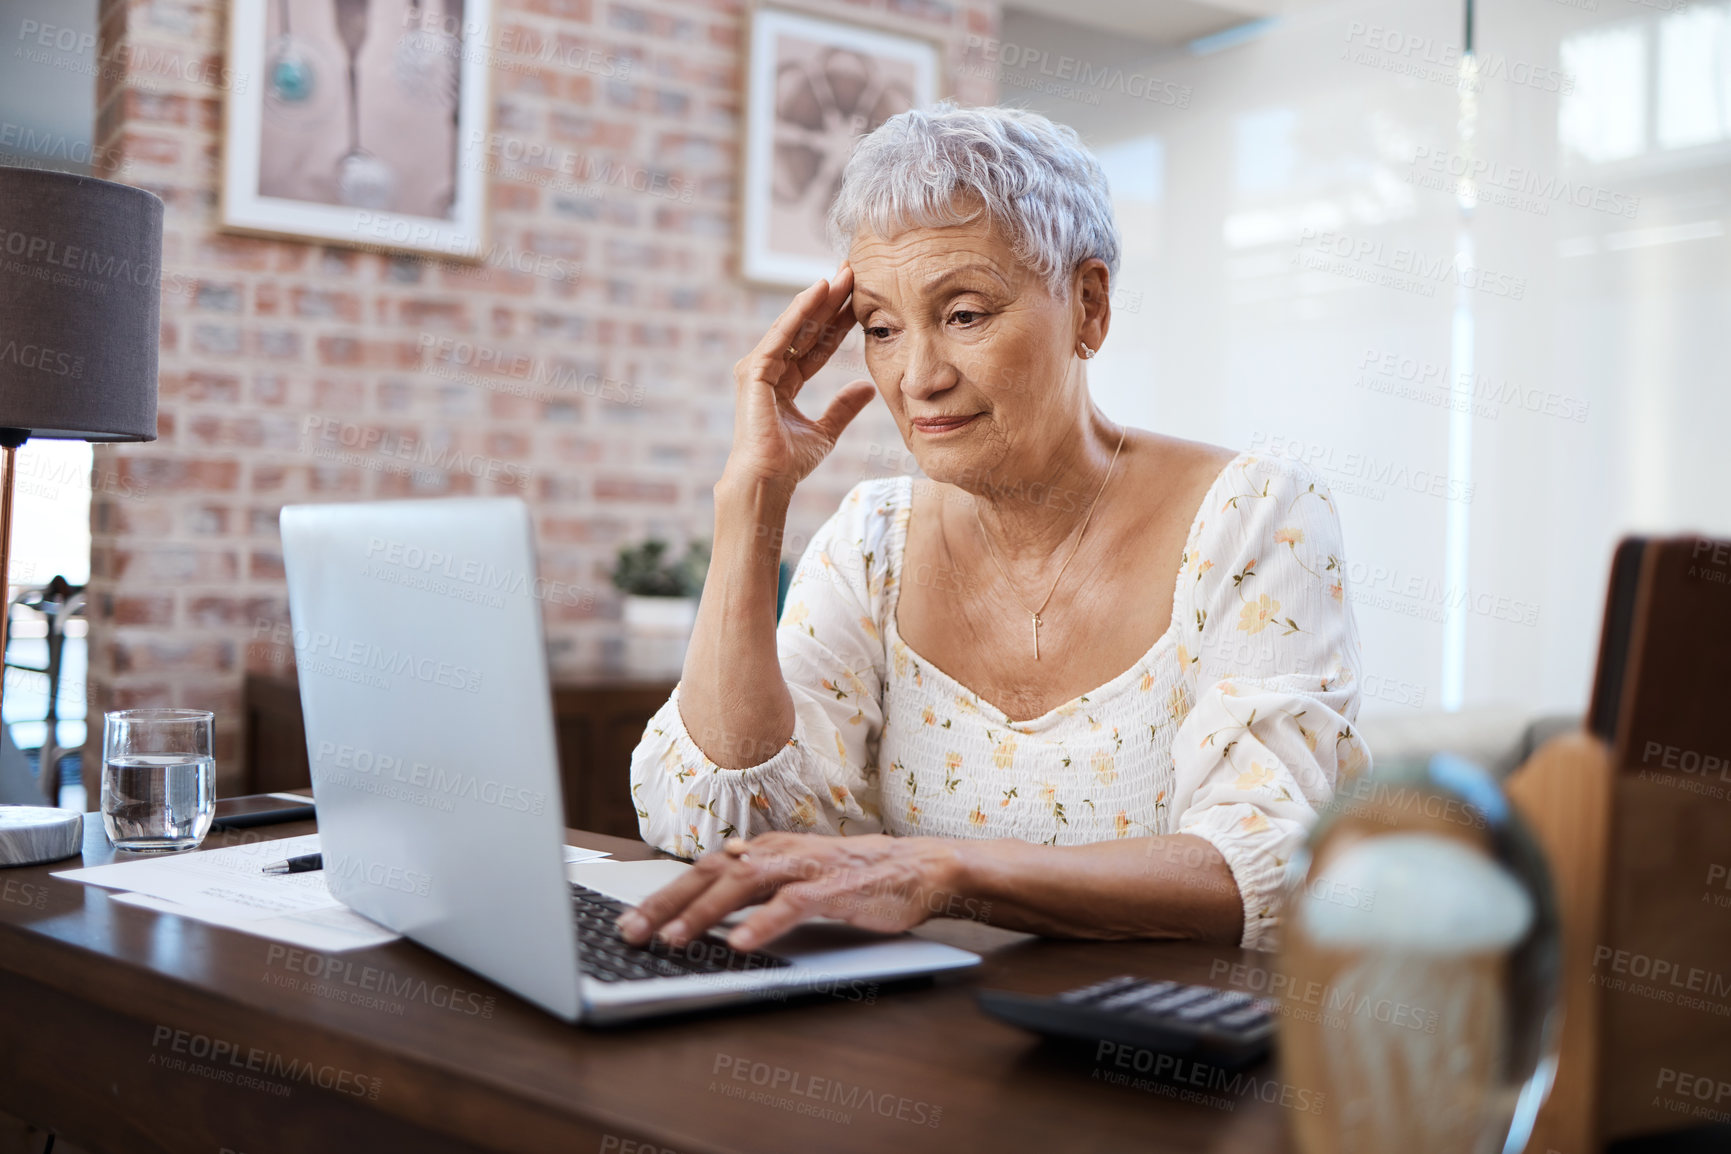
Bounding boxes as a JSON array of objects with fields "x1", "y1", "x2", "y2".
[{"x1": 101, "y1": 753, "x2": 215, "y2": 852}]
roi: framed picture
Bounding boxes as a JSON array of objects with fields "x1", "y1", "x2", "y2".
[
  {"x1": 741, "y1": 6, "x2": 941, "y2": 288},
  {"x1": 222, "y1": 0, "x2": 490, "y2": 259}
]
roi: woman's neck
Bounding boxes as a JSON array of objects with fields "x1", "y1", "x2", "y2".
[{"x1": 964, "y1": 408, "x2": 1126, "y2": 564}]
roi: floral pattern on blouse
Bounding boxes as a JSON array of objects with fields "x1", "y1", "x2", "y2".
[{"x1": 629, "y1": 451, "x2": 1371, "y2": 950}]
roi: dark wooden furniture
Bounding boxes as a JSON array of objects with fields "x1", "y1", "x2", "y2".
[
  {"x1": 1508, "y1": 536, "x2": 1731, "y2": 1153},
  {"x1": 0, "y1": 818, "x2": 1298, "y2": 1154},
  {"x1": 244, "y1": 670, "x2": 676, "y2": 839}
]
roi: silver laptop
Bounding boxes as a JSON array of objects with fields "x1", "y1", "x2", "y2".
[{"x1": 279, "y1": 497, "x2": 979, "y2": 1023}]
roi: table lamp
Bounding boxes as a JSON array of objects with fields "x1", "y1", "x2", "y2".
[{"x1": 0, "y1": 165, "x2": 162, "y2": 861}]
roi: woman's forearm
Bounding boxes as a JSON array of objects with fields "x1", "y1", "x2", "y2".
[
  {"x1": 677, "y1": 473, "x2": 798, "y2": 769},
  {"x1": 952, "y1": 834, "x2": 1245, "y2": 944}
]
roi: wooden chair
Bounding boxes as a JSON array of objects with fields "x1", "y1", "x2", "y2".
[
  {"x1": 1507, "y1": 537, "x2": 1731, "y2": 1151},
  {"x1": 2, "y1": 576, "x2": 86, "y2": 803}
]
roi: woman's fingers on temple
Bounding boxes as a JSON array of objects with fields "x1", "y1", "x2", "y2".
[
  {"x1": 789, "y1": 271, "x2": 855, "y2": 363},
  {"x1": 756, "y1": 278, "x2": 832, "y2": 366},
  {"x1": 750, "y1": 278, "x2": 849, "y2": 403},
  {"x1": 795, "y1": 292, "x2": 858, "y2": 376}
]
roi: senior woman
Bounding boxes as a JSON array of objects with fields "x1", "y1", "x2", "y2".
[{"x1": 622, "y1": 104, "x2": 1368, "y2": 958}]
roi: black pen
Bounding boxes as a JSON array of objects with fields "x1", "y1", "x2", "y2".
[{"x1": 262, "y1": 853, "x2": 323, "y2": 875}]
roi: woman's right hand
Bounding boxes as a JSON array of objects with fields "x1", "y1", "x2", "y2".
[{"x1": 723, "y1": 265, "x2": 878, "y2": 500}]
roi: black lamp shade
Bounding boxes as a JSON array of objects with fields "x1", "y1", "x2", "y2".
[{"x1": 0, "y1": 166, "x2": 162, "y2": 442}]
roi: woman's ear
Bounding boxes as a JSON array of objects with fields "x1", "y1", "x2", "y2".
[{"x1": 1074, "y1": 259, "x2": 1111, "y2": 357}]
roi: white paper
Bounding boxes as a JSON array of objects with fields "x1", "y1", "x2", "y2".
[
  {"x1": 55, "y1": 834, "x2": 400, "y2": 952},
  {"x1": 57, "y1": 833, "x2": 331, "y2": 906},
  {"x1": 54, "y1": 836, "x2": 615, "y2": 953},
  {"x1": 109, "y1": 892, "x2": 399, "y2": 952}
]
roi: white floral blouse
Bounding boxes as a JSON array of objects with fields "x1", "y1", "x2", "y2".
[{"x1": 629, "y1": 451, "x2": 1371, "y2": 950}]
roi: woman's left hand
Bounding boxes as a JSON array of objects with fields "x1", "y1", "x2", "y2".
[{"x1": 615, "y1": 833, "x2": 975, "y2": 953}]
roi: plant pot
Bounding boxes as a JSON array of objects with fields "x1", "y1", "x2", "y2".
[{"x1": 621, "y1": 595, "x2": 698, "y2": 676}]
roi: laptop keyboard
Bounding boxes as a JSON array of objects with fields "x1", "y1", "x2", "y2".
[{"x1": 570, "y1": 882, "x2": 791, "y2": 982}]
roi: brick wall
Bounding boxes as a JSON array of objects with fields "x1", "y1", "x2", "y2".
[{"x1": 85, "y1": 0, "x2": 997, "y2": 790}]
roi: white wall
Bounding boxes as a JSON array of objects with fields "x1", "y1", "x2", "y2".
[{"x1": 1001, "y1": 0, "x2": 1731, "y2": 717}]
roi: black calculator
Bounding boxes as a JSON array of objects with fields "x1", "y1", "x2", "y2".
[{"x1": 977, "y1": 975, "x2": 1277, "y2": 1069}]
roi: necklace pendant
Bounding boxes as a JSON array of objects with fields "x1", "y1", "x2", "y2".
[{"x1": 1032, "y1": 613, "x2": 1041, "y2": 661}]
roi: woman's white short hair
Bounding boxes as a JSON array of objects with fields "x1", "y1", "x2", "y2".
[{"x1": 827, "y1": 103, "x2": 1120, "y2": 297}]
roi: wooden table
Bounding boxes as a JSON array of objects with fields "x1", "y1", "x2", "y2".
[{"x1": 0, "y1": 818, "x2": 1299, "y2": 1154}]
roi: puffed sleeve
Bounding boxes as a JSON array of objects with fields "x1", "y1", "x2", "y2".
[
  {"x1": 629, "y1": 481, "x2": 899, "y2": 858},
  {"x1": 1169, "y1": 454, "x2": 1371, "y2": 951}
]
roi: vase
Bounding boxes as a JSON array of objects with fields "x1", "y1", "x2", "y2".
[
  {"x1": 1278, "y1": 754, "x2": 1561, "y2": 1154},
  {"x1": 621, "y1": 595, "x2": 698, "y2": 677}
]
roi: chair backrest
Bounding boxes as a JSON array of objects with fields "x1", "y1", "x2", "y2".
[
  {"x1": 3, "y1": 577, "x2": 88, "y2": 804},
  {"x1": 1510, "y1": 535, "x2": 1731, "y2": 1151},
  {"x1": 0, "y1": 717, "x2": 48, "y2": 804}
]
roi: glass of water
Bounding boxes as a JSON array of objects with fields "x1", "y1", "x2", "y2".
[{"x1": 102, "y1": 709, "x2": 216, "y2": 852}]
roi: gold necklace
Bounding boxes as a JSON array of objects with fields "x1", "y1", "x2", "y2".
[{"x1": 972, "y1": 424, "x2": 1127, "y2": 661}]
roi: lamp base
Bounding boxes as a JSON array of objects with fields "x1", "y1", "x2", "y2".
[{"x1": 0, "y1": 806, "x2": 83, "y2": 867}]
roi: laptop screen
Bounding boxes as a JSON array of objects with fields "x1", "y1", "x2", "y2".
[{"x1": 280, "y1": 497, "x2": 583, "y2": 1020}]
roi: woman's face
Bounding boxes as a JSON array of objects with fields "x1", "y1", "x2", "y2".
[{"x1": 848, "y1": 215, "x2": 1104, "y2": 490}]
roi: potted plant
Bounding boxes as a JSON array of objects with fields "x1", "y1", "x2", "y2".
[{"x1": 612, "y1": 538, "x2": 709, "y2": 673}]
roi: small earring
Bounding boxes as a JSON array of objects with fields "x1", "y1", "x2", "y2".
[{"x1": 1078, "y1": 345, "x2": 1095, "y2": 360}]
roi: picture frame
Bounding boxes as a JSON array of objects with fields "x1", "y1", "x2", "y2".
[
  {"x1": 222, "y1": 0, "x2": 491, "y2": 259},
  {"x1": 740, "y1": 5, "x2": 942, "y2": 289}
]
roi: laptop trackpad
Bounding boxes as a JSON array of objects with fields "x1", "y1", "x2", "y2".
[
  {"x1": 567, "y1": 857, "x2": 693, "y2": 905},
  {"x1": 766, "y1": 920, "x2": 908, "y2": 955}
]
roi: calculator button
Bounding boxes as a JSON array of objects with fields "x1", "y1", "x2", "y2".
[
  {"x1": 1097, "y1": 983, "x2": 1175, "y2": 1011},
  {"x1": 1059, "y1": 975, "x2": 1140, "y2": 1003},
  {"x1": 1172, "y1": 990, "x2": 1252, "y2": 1021},
  {"x1": 1141, "y1": 986, "x2": 1214, "y2": 1014},
  {"x1": 1216, "y1": 1006, "x2": 1272, "y2": 1030},
  {"x1": 1173, "y1": 1000, "x2": 1229, "y2": 1021}
]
